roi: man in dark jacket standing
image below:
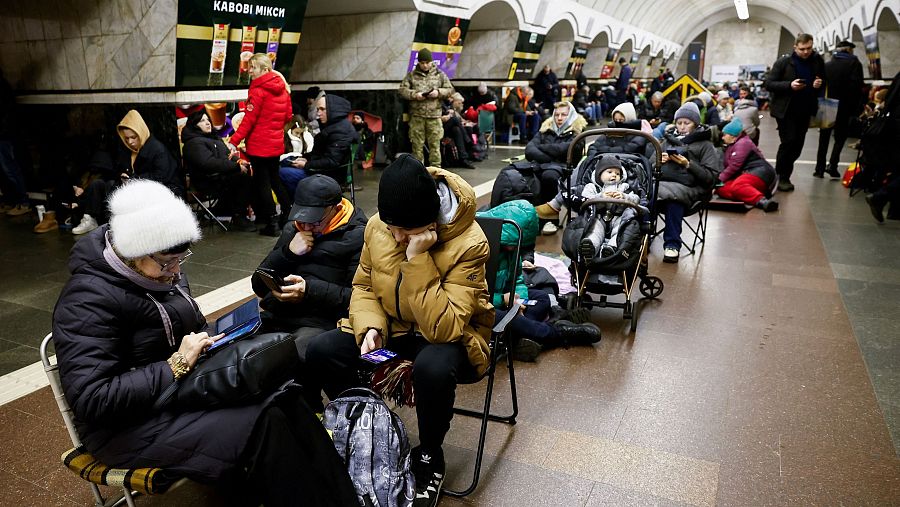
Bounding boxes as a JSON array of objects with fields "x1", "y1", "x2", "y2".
[
  {"x1": 763, "y1": 33, "x2": 826, "y2": 191},
  {"x1": 615, "y1": 58, "x2": 633, "y2": 107},
  {"x1": 252, "y1": 175, "x2": 366, "y2": 360},
  {"x1": 814, "y1": 40, "x2": 864, "y2": 178},
  {"x1": 533, "y1": 65, "x2": 560, "y2": 115},
  {"x1": 290, "y1": 93, "x2": 358, "y2": 185}
]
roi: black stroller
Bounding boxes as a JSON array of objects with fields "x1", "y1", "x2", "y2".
[{"x1": 559, "y1": 128, "x2": 664, "y2": 333}]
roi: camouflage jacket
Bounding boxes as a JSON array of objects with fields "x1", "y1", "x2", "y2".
[{"x1": 398, "y1": 66, "x2": 454, "y2": 118}]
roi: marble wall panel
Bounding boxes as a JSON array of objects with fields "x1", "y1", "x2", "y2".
[
  {"x1": 705, "y1": 19, "x2": 780, "y2": 81},
  {"x1": 20, "y1": 1, "x2": 46, "y2": 41},
  {"x1": 57, "y1": 0, "x2": 84, "y2": 39},
  {"x1": 62, "y1": 37, "x2": 90, "y2": 89},
  {"x1": 100, "y1": 0, "x2": 141, "y2": 36},
  {"x1": 130, "y1": 54, "x2": 174, "y2": 88},
  {"x1": 140, "y1": 0, "x2": 175, "y2": 49},
  {"x1": 5, "y1": 1, "x2": 27, "y2": 42},
  {"x1": 878, "y1": 31, "x2": 900, "y2": 77},
  {"x1": 27, "y1": 41, "x2": 53, "y2": 89},
  {"x1": 151, "y1": 27, "x2": 176, "y2": 57},
  {"x1": 293, "y1": 11, "x2": 416, "y2": 83},
  {"x1": 457, "y1": 29, "x2": 518, "y2": 80},
  {"x1": 112, "y1": 29, "x2": 153, "y2": 82},
  {"x1": 38, "y1": 1, "x2": 63, "y2": 40},
  {"x1": 535, "y1": 40, "x2": 574, "y2": 79},
  {"x1": 79, "y1": 0, "x2": 103, "y2": 38}
]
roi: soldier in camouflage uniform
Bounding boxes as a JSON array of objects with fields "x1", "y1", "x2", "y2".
[{"x1": 399, "y1": 48, "x2": 454, "y2": 166}]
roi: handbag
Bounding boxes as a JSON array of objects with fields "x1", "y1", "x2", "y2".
[
  {"x1": 153, "y1": 331, "x2": 299, "y2": 411},
  {"x1": 810, "y1": 97, "x2": 839, "y2": 129}
]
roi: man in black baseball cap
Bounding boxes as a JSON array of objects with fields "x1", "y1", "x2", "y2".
[
  {"x1": 287, "y1": 174, "x2": 343, "y2": 226},
  {"x1": 252, "y1": 174, "x2": 367, "y2": 353}
]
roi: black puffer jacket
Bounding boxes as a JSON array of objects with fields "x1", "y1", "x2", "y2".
[
  {"x1": 764, "y1": 51, "x2": 826, "y2": 119},
  {"x1": 657, "y1": 125, "x2": 720, "y2": 206},
  {"x1": 52, "y1": 225, "x2": 273, "y2": 482},
  {"x1": 584, "y1": 120, "x2": 653, "y2": 160},
  {"x1": 251, "y1": 205, "x2": 367, "y2": 331},
  {"x1": 181, "y1": 125, "x2": 242, "y2": 191},
  {"x1": 305, "y1": 94, "x2": 359, "y2": 182},
  {"x1": 115, "y1": 138, "x2": 184, "y2": 196}
]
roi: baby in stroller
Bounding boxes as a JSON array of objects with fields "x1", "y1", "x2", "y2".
[{"x1": 576, "y1": 155, "x2": 640, "y2": 261}]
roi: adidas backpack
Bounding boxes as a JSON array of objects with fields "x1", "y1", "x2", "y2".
[{"x1": 323, "y1": 387, "x2": 415, "y2": 507}]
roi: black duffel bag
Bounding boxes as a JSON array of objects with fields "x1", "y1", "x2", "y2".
[{"x1": 154, "y1": 331, "x2": 299, "y2": 411}]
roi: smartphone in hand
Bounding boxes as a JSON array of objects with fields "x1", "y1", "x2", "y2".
[
  {"x1": 255, "y1": 268, "x2": 286, "y2": 292},
  {"x1": 360, "y1": 348, "x2": 398, "y2": 365}
]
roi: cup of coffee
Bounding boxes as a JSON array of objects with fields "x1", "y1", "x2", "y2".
[{"x1": 211, "y1": 51, "x2": 226, "y2": 71}]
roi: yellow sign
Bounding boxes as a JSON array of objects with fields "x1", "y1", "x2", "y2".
[{"x1": 661, "y1": 74, "x2": 710, "y2": 104}]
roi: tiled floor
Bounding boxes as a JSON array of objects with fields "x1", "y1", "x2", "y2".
[{"x1": 1, "y1": 118, "x2": 898, "y2": 505}]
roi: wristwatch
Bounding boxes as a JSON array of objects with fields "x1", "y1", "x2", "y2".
[{"x1": 167, "y1": 352, "x2": 190, "y2": 380}]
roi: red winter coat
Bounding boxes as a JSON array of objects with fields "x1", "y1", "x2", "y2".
[{"x1": 230, "y1": 71, "x2": 292, "y2": 158}]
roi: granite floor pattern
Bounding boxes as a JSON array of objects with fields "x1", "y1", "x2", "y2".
[{"x1": 0, "y1": 119, "x2": 899, "y2": 505}]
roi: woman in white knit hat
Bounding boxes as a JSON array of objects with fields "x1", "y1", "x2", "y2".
[{"x1": 51, "y1": 180, "x2": 356, "y2": 505}]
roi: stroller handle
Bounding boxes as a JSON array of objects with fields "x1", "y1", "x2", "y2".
[
  {"x1": 565, "y1": 127, "x2": 664, "y2": 169},
  {"x1": 579, "y1": 196, "x2": 650, "y2": 217}
]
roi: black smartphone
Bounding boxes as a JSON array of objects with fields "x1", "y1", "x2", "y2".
[
  {"x1": 666, "y1": 148, "x2": 682, "y2": 155},
  {"x1": 360, "y1": 348, "x2": 398, "y2": 365},
  {"x1": 255, "y1": 268, "x2": 286, "y2": 290},
  {"x1": 797, "y1": 78, "x2": 807, "y2": 84}
]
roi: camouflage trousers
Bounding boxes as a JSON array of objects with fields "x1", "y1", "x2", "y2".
[{"x1": 408, "y1": 116, "x2": 443, "y2": 166}]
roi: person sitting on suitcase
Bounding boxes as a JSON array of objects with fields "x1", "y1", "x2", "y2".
[
  {"x1": 575, "y1": 155, "x2": 640, "y2": 261},
  {"x1": 303, "y1": 154, "x2": 494, "y2": 507}
]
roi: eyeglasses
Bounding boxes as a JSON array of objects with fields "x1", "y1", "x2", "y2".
[{"x1": 150, "y1": 249, "x2": 192, "y2": 271}]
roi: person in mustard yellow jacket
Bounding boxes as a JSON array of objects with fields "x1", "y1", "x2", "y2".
[{"x1": 304, "y1": 155, "x2": 493, "y2": 504}]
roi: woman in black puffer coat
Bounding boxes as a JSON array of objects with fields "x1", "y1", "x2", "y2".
[
  {"x1": 657, "y1": 102, "x2": 720, "y2": 263},
  {"x1": 181, "y1": 110, "x2": 256, "y2": 231},
  {"x1": 52, "y1": 180, "x2": 357, "y2": 506}
]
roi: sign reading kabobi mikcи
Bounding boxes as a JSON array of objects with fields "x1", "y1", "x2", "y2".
[{"x1": 176, "y1": 0, "x2": 308, "y2": 87}]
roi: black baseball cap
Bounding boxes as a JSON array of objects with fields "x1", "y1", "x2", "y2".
[{"x1": 287, "y1": 175, "x2": 342, "y2": 223}]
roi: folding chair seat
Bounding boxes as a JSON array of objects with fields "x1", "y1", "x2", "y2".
[
  {"x1": 477, "y1": 110, "x2": 495, "y2": 151},
  {"x1": 40, "y1": 333, "x2": 179, "y2": 506},
  {"x1": 653, "y1": 190, "x2": 712, "y2": 256},
  {"x1": 442, "y1": 216, "x2": 521, "y2": 497}
]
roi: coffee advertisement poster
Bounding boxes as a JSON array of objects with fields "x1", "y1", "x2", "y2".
[
  {"x1": 176, "y1": 0, "x2": 308, "y2": 87},
  {"x1": 407, "y1": 12, "x2": 471, "y2": 79},
  {"x1": 564, "y1": 43, "x2": 589, "y2": 79}
]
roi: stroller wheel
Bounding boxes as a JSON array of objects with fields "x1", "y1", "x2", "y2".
[{"x1": 639, "y1": 276, "x2": 664, "y2": 299}]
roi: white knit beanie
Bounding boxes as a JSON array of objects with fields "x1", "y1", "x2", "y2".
[{"x1": 108, "y1": 180, "x2": 201, "y2": 259}]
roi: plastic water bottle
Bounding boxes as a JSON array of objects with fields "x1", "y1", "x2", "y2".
[{"x1": 36, "y1": 205, "x2": 45, "y2": 222}]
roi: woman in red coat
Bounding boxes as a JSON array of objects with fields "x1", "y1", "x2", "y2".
[{"x1": 229, "y1": 53, "x2": 293, "y2": 236}]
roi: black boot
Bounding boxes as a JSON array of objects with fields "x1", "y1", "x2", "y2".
[
  {"x1": 258, "y1": 218, "x2": 280, "y2": 236},
  {"x1": 755, "y1": 198, "x2": 779, "y2": 212},
  {"x1": 549, "y1": 320, "x2": 601, "y2": 347},
  {"x1": 230, "y1": 215, "x2": 258, "y2": 232},
  {"x1": 825, "y1": 164, "x2": 841, "y2": 178},
  {"x1": 866, "y1": 193, "x2": 886, "y2": 223}
]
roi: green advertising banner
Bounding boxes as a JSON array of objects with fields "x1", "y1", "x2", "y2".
[
  {"x1": 176, "y1": 0, "x2": 308, "y2": 87},
  {"x1": 564, "y1": 43, "x2": 588, "y2": 79},
  {"x1": 407, "y1": 12, "x2": 470, "y2": 79},
  {"x1": 507, "y1": 31, "x2": 545, "y2": 81}
]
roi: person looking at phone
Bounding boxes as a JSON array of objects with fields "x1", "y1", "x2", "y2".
[
  {"x1": 251, "y1": 174, "x2": 366, "y2": 359},
  {"x1": 657, "y1": 102, "x2": 720, "y2": 263},
  {"x1": 52, "y1": 179, "x2": 356, "y2": 505},
  {"x1": 763, "y1": 33, "x2": 826, "y2": 192},
  {"x1": 399, "y1": 48, "x2": 455, "y2": 166},
  {"x1": 304, "y1": 154, "x2": 494, "y2": 505}
]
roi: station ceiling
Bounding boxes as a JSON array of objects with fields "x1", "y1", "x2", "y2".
[{"x1": 574, "y1": 0, "x2": 857, "y2": 45}]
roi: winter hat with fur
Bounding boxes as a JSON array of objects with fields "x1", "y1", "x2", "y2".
[{"x1": 108, "y1": 180, "x2": 201, "y2": 259}]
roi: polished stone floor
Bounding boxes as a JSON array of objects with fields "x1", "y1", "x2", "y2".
[{"x1": 0, "y1": 116, "x2": 898, "y2": 505}]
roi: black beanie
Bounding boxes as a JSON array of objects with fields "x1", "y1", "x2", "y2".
[{"x1": 378, "y1": 154, "x2": 440, "y2": 228}]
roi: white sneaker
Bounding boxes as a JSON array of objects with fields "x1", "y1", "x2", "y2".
[
  {"x1": 72, "y1": 214, "x2": 99, "y2": 235},
  {"x1": 663, "y1": 247, "x2": 679, "y2": 263},
  {"x1": 541, "y1": 221, "x2": 559, "y2": 235}
]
